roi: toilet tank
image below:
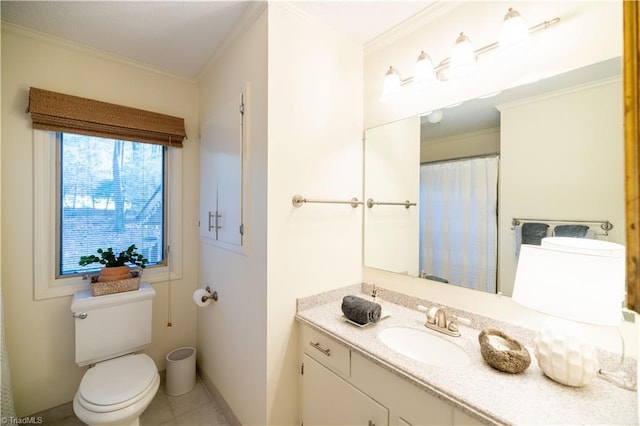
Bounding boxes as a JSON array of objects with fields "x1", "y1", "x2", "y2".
[{"x1": 71, "y1": 282, "x2": 156, "y2": 366}]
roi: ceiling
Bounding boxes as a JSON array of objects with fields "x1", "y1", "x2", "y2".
[{"x1": 0, "y1": 1, "x2": 433, "y2": 79}]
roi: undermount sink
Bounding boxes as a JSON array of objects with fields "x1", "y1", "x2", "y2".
[{"x1": 377, "y1": 326, "x2": 471, "y2": 367}]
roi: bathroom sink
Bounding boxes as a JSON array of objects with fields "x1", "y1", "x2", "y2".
[{"x1": 377, "y1": 326, "x2": 470, "y2": 367}]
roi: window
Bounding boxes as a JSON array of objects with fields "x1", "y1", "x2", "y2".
[
  {"x1": 58, "y1": 133, "x2": 166, "y2": 277},
  {"x1": 34, "y1": 130, "x2": 184, "y2": 300},
  {"x1": 28, "y1": 88, "x2": 186, "y2": 299}
]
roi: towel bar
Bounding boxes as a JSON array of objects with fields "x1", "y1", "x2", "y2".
[
  {"x1": 366, "y1": 198, "x2": 416, "y2": 209},
  {"x1": 292, "y1": 195, "x2": 363, "y2": 208},
  {"x1": 511, "y1": 218, "x2": 613, "y2": 235}
]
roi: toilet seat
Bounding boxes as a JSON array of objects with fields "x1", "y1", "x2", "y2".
[{"x1": 77, "y1": 354, "x2": 157, "y2": 413}]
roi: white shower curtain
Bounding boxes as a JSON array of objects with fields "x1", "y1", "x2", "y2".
[{"x1": 420, "y1": 156, "x2": 499, "y2": 293}]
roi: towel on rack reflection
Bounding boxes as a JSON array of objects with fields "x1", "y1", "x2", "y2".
[
  {"x1": 521, "y1": 223, "x2": 549, "y2": 245},
  {"x1": 341, "y1": 295, "x2": 381, "y2": 325},
  {"x1": 553, "y1": 224, "x2": 589, "y2": 238},
  {"x1": 515, "y1": 222, "x2": 550, "y2": 256}
]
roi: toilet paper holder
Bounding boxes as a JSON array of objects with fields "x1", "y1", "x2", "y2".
[{"x1": 201, "y1": 286, "x2": 218, "y2": 303}]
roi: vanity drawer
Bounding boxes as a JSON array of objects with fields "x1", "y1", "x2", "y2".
[{"x1": 302, "y1": 325, "x2": 350, "y2": 378}]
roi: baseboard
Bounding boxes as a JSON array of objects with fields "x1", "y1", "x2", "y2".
[{"x1": 197, "y1": 364, "x2": 242, "y2": 426}]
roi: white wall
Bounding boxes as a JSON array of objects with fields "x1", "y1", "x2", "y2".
[
  {"x1": 266, "y1": 4, "x2": 363, "y2": 423},
  {"x1": 1, "y1": 26, "x2": 199, "y2": 416},
  {"x1": 498, "y1": 78, "x2": 624, "y2": 296},
  {"x1": 197, "y1": 4, "x2": 363, "y2": 424},
  {"x1": 364, "y1": 117, "x2": 420, "y2": 275},
  {"x1": 197, "y1": 6, "x2": 269, "y2": 425}
]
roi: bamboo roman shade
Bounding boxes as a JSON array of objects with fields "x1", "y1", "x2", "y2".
[{"x1": 27, "y1": 87, "x2": 186, "y2": 147}]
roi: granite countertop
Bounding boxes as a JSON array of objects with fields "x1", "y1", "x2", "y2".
[{"x1": 295, "y1": 284, "x2": 638, "y2": 426}]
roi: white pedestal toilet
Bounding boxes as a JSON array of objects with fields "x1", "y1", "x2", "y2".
[{"x1": 70, "y1": 283, "x2": 160, "y2": 425}]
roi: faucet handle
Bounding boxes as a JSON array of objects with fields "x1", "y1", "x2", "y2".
[
  {"x1": 417, "y1": 305, "x2": 439, "y2": 325},
  {"x1": 448, "y1": 315, "x2": 459, "y2": 333},
  {"x1": 448, "y1": 315, "x2": 472, "y2": 332}
]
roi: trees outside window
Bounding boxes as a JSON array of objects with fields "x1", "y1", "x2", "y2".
[{"x1": 59, "y1": 133, "x2": 166, "y2": 276}]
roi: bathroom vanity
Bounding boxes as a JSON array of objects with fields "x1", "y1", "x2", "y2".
[{"x1": 296, "y1": 285, "x2": 637, "y2": 425}]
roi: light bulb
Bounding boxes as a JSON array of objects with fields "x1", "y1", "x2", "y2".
[
  {"x1": 414, "y1": 51, "x2": 436, "y2": 87},
  {"x1": 449, "y1": 33, "x2": 477, "y2": 79},
  {"x1": 382, "y1": 66, "x2": 402, "y2": 98},
  {"x1": 499, "y1": 8, "x2": 533, "y2": 56}
]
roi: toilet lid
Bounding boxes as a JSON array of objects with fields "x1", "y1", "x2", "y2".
[{"x1": 79, "y1": 354, "x2": 157, "y2": 406}]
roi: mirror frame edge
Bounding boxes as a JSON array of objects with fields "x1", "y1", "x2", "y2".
[{"x1": 624, "y1": 0, "x2": 639, "y2": 313}]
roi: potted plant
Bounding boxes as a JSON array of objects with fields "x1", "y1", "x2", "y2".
[{"x1": 79, "y1": 244, "x2": 148, "y2": 283}]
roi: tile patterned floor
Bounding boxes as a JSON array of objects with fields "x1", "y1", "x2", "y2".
[{"x1": 41, "y1": 379, "x2": 231, "y2": 426}]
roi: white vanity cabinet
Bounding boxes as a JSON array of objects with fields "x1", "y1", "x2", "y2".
[
  {"x1": 303, "y1": 354, "x2": 389, "y2": 426},
  {"x1": 300, "y1": 324, "x2": 483, "y2": 426},
  {"x1": 302, "y1": 325, "x2": 388, "y2": 426}
]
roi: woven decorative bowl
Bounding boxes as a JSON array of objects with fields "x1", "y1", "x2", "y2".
[
  {"x1": 91, "y1": 276, "x2": 141, "y2": 296},
  {"x1": 89, "y1": 268, "x2": 142, "y2": 296}
]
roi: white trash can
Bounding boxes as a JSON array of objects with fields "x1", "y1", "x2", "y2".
[{"x1": 166, "y1": 347, "x2": 196, "y2": 396}]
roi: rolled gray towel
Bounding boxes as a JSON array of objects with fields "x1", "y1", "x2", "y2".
[
  {"x1": 521, "y1": 222, "x2": 549, "y2": 245},
  {"x1": 341, "y1": 295, "x2": 381, "y2": 325},
  {"x1": 424, "y1": 274, "x2": 449, "y2": 283},
  {"x1": 553, "y1": 224, "x2": 588, "y2": 238}
]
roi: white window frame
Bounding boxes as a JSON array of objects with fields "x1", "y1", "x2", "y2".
[{"x1": 34, "y1": 130, "x2": 183, "y2": 300}]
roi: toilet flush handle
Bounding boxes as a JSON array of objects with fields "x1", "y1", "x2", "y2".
[{"x1": 72, "y1": 312, "x2": 88, "y2": 319}]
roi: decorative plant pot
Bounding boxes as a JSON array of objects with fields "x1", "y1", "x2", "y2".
[{"x1": 98, "y1": 265, "x2": 132, "y2": 282}]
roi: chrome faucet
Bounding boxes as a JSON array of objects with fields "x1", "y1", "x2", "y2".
[{"x1": 417, "y1": 305, "x2": 461, "y2": 337}]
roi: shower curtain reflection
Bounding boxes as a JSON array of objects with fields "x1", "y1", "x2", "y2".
[{"x1": 419, "y1": 156, "x2": 499, "y2": 293}]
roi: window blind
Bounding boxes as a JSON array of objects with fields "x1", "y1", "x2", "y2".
[{"x1": 27, "y1": 87, "x2": 186, "y2": 148}]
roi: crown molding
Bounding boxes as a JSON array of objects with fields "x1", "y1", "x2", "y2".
[
  {"x1": 496, "y1": 75, "x2": 622, "y2": 111},
  {"x1": 197, "y1": 1, "x2": 268, "y2": 82},
  {"x1": 269, "y1": 1, "x2": 363, "y2": 49},
  {"x1": 1, "y1": 22, "x2": 197, "y2": 83},
  {"x1": 364, "y1": 1, "x2": 462, "y2": 56}
]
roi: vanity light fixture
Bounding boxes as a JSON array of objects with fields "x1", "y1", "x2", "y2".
[
  {"x1": 380, "y1": 8, "x2": 560, "y2": 98},
  {"x1": 499, "y1": 7, "x2": 532, "y2": 52},
  {"x1": 382, "y1": 66, "x2": 402, "y2": 98},
  {"x1": 512, "y1": 237, "x2": 635, "y2": 390},
  {"x1": 449, "y1": 32, "x2": 477, "y2": 78},
  {"x1": 414, "y1": 51, "x2": 437, "y2": 87}
]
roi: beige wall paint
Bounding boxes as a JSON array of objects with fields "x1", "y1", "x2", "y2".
[
  {"x1": 420, "y1": 128, "x2": 499, "y2": 163},
  {"x1": 196, "y1": 4, "x2": 363, "y2": 424},
  {"x1": 266, "y1": 3, "x2": 363, "y2": 424},
  {"x1": 498, "y1": 78, "x2": 624, "y2": 296},
  {"x1": 1, "y1": 26, "x2": 199, "y2": 416},
  {"x1": 197, "y1": 7, "x2": 269, "y2": 425},
  {"x1": 365, "y1": 117, "x2": 420, "y2": 275}
]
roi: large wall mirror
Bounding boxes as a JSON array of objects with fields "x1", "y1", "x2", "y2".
[{"x1": 364, "y1": 57, "x2": 624, "y2": 296}]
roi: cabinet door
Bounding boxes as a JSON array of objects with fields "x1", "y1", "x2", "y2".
[
  {"x1": 303, "y1": 354, "x2": 388, "y2": 426},
  {"x1": 350, "y1": 352, "x2": 453, "y2": 426},
  {"x1": 199, "y1": 83, "x2": 249, "y2": 252}
]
